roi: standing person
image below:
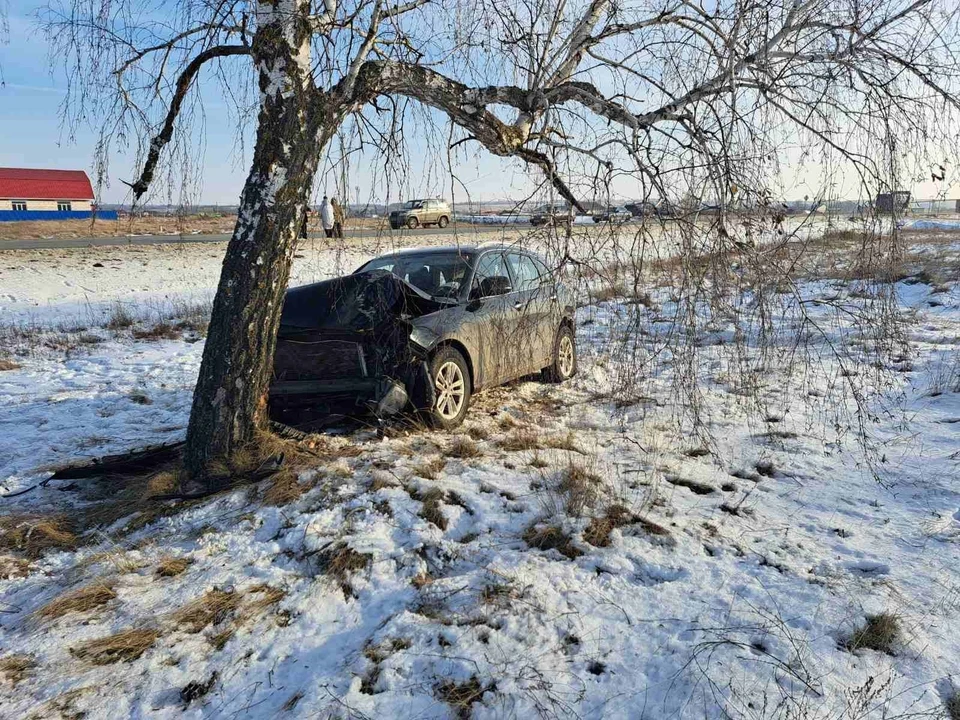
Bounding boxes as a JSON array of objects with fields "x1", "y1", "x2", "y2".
[
  {"x1": 319, "y1": 195, "x2": 335, "y2": 238},
  {"x1": 331, "y1": 197, "x2": 345, "y2": 239},
  {"x1": 299, "y1": 207, "x2": 309, "y2": 239}
]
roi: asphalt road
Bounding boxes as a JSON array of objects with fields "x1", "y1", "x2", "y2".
[{"x1": 0, "y1": 224, "x2": 527, "y2": 251}]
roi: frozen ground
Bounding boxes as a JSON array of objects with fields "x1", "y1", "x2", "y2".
[{"x1": 0, "y1": 226, "x2": 957, "y2": 719}]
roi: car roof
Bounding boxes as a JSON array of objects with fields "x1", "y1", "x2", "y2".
[{"x1": 371, "y1": 244, "x2": 542, "y2": 259}]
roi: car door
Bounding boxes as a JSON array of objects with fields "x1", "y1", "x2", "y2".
[
  {"x1": 505, "y1": 252, "x2": 555, "y2": 376},
  {"x1": 461, "y1": 251, "x2": 516, "y2": 387}
]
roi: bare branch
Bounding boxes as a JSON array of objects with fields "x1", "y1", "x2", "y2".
[{"x1": 126, "y1": 44, "x2": 251, "y2": 200}]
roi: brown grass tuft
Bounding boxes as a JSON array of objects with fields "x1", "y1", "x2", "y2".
[
  {"x1": 413, "y1": 456, "x2": 446, "y2": 480},
  {"x1": 106, "y1": 302, "x2": 135, "y2": 330},
  {"x1": 0, "y1": 514, "x2": 77, "y2": 558},
  {"x1": 412, "y1": 571, "x2": 434, "y2": 589},
  {"x1": 261, "y1": 469, "x2": 306, "y2": 506},
  {"x1": 498, "y1": 428, "x2": 541, "y2": 452},
  {"x1": 369, "y1": 472, "x2": 398, "y2": 492},
  {"x1": 543, "y1": 432, "x2": 581, "y2": 452},
  {"x1": 843, "y1": 612, "x2": 901, "y2": 654},
  {"x1": 37, "y1": 581, "x2": 117, "y2": 619},
  {"x1": 155, "y1": 556, "x2": 192, "y2": 578},
  {"x1": 132, "y1": 322, "x2": 181, "y2": 341},
  {"x1": 418, "y1": 487, "x2": 448, "y2": 530},
  {"x1": 584, "y1": 504, "x2": 641, "y2": 547},
  {"x1": 465, "y1": 424, "x2": 491, "y2": 441},
  {"x1": 436, "y1": 676, "x2": 489, "y2": 719},
  {"x1": 0, "y1": 358, "x2": 21, "y2": 371},
  {"x1": 0, "y1": 654, "x2": 36, "y2": 685},
  {"x1": 70, "y1": 628, "x2": 160, "y2": 665},
  {"x1": 0, "y1": 555, "x2": 32, "y2": 579},
  {"x1": 559, "y1": 461, "x2": 603, "y2": 516},
  {"x1": 319, "y1": 543, "x2": 371, "y2": 595},
  {"x1": 172, "y1": 589, "x2": 241, "y2": 633},
  {"x1": 523, "y1": 524, "x2": 583, "y2": 559},
  {"x1": 446, "y1": 436, "x2": 481, "y2": 459}
]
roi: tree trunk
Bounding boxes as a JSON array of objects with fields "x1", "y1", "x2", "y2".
[{"x1": 182, "y1": 2, "x2": 325, "y2": 483}]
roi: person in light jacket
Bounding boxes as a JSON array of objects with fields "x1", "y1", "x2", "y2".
[
  {"x1": 319, "y1": 195, "x2": 335, "y2": 238},
  {"x1": 331, "y1": 197, "x2": 345, "y2": 239}
]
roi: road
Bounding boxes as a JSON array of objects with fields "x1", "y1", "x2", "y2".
[{"x1": 0, "y1": 223, "x2": 528, "y2": 251}]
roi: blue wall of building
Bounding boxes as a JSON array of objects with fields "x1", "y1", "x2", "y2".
[{"x1": 0, "y1": 210, "x2": 118, "y2": 222}]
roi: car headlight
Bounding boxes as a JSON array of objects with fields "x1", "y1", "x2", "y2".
[{"x1": 409, "y1": 325, "x2": 440, "y2": 351}]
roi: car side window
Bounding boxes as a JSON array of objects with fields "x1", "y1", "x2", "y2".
[
  {"x1": 472, "y1": 252, "x2": 511, "y2": 298},
  {"x1": 529, "y1": 255, "x2": 551, "y2": 284},
  {"x1": 506, "y1": 253, "x2": 541, "y2": 292}
]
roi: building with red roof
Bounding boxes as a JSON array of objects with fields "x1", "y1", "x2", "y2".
[{"x1": 0, "y1": 167, "x2": 114, "y2": 221}]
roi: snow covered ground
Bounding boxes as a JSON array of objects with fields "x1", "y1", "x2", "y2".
[{"x1": 0, "y1": 225, "x2": 958, "y2": 719}]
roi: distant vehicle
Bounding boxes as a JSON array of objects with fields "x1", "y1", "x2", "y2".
[
  {"x1": 389, "y1": 198, "x2": 451, "y2": 230},
  {"x1": 530, "y1": 206, "x2": 573, "y2": 227},
  {"x1": 269, "y1": 245, "x2": 577, "y2": 429},
  {"x1": 593, "y1": 206, "x2": 632, "y2": 223},
  {"x1": 624, "y1": 202, "x2": 677, "y2": 220}
]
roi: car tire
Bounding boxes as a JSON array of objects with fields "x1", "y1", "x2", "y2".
[
  {"x1": 425, "y1": 346, "x2": 471, "y2": 428},
  {"x1": 437, "y1": 215, "x2": 449, "y2": 228},
  {"x1": 543, "y1": 324, "x2": 577, "y2": 383},
  {"x1": 407, "y1": 216, "x2": 419, "y2": 229}
]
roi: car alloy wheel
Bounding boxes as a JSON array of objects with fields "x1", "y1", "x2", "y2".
[
  {"x1": 558, "y1": 334, "x2": 575, "y2": 378},
  {"x1": 434, "y1": 361, "x2": 465, "y2": 419}
]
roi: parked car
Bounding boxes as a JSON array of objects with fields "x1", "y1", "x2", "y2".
[
  {"x1": 389, "y1": 198, "x2": 451, "y2": 229},
  {"x1": 592, "y1": 206, "x2": 632, "y2": 223},
  {"x1": 269, "y1": 245, "x2": 577, "y2": 429},
  {"x1": 530, "y1": 206, "x2": 573, "y2": 227}
]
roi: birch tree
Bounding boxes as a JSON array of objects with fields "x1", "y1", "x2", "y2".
[{"x1": 38, "y1": 0, "x2": 960, "y2": 485}]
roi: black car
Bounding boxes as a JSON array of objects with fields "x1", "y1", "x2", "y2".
[{"x1": 269, "y1": 245, "x2": 577, "y2": 428}]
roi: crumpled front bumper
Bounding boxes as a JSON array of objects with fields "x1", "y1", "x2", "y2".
[{"x1": 268, "y1": 359, "x2": 435, "y2": 423}]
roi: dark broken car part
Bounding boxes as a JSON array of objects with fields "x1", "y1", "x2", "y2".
[{"x1": 269, "y1": 270, "x2": 444, "y2": 426}]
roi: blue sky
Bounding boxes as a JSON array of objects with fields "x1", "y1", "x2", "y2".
[
  {"x1": 1, "y1": 4, "x2": 956, "y2": 207},
  {"x1": 0, "y1": 5, "x2": 537, "y2": 206}
]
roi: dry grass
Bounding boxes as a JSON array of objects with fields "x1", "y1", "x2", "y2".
[
  {"x1": 70, "y1": 628, "x2": 160, "y2": 665},
  {"x1": 36, "y1": 581, "x2": 117, "y2": 619},
  {"x1": 0, "y1": 555, "x2": 31, "y2": 579},
  {"x1": 0, "y1": 514, "x2": 77, "y2": 558},
  {"x1": 446, "y1": 436, "x2": 481, "y2": 459},
  {"x1": 132, "y1": 322, "x2": 181, "y2": 341},
  {"x1": 583, "y1": 504, "x2": 640, "y2": 547},
  {"x1": 843, "y1": 613, "x2": 901, "y2": 654},
  {"x1": 261, "y1": 469, "x2": 306, "y2": 506},
  {"x1": 318, "y1": 543, "x2": 371, "y2": 595},
  {"x1": 0, "y1": 358, "x2": 21, "y2": 371},
  {"x1": 498, "y1": 428, "x2": 541, "y2": 451},
  {"x1": 559, "y1": 461, "x2": 603, "y2": 516},
  {"x1": 543, "y1": 432, "x2": 582, "y2": 453},
  {"x1": 523, "y1": 523, "x2": 583, "y2": 559},
  {"x1": 418, "y1": 487, "x2": 448, "y2": 530},
  {"x1": 465, "y1": 424, "x2": 491, "y2": 441},
  {"x1": 436, "y1": 676, "x2": 489, "y2": 719},
  {"x1": 172, "y1": 589, "x2": 242, "y2": 633},
  {"x1": 155, "y1": 556, "x2": 192, "y2": 577},
  {"x1": 412, "y1": 571, "x2": 434, "y2": 589},
  {"x1": 413, "y1": 456, "x2": 447, "y2": 480},
  {"x1": 0, "y1": 214, "x2": 237, "y2": 241},
  {"x1": 105, "y1": 302, "x2": 135, "y2": 330},
  {"x1": 945, "y1": 689, "x2": 960, "y2": 720},
  {"x1": 0, "y1": 654, "x2": 36, "y2": 685}
]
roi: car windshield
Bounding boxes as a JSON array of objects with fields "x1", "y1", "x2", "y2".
[
  {"x1": 404, "y1": 200, "x2": 424, "y2": 209},
  {"x1": 359, "y1": 251, "x2": 475, "y2": 299}
]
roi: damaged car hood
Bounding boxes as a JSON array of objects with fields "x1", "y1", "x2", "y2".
[{"x1": 278, "y1": 270, "x2": 452, "y2": 332}]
